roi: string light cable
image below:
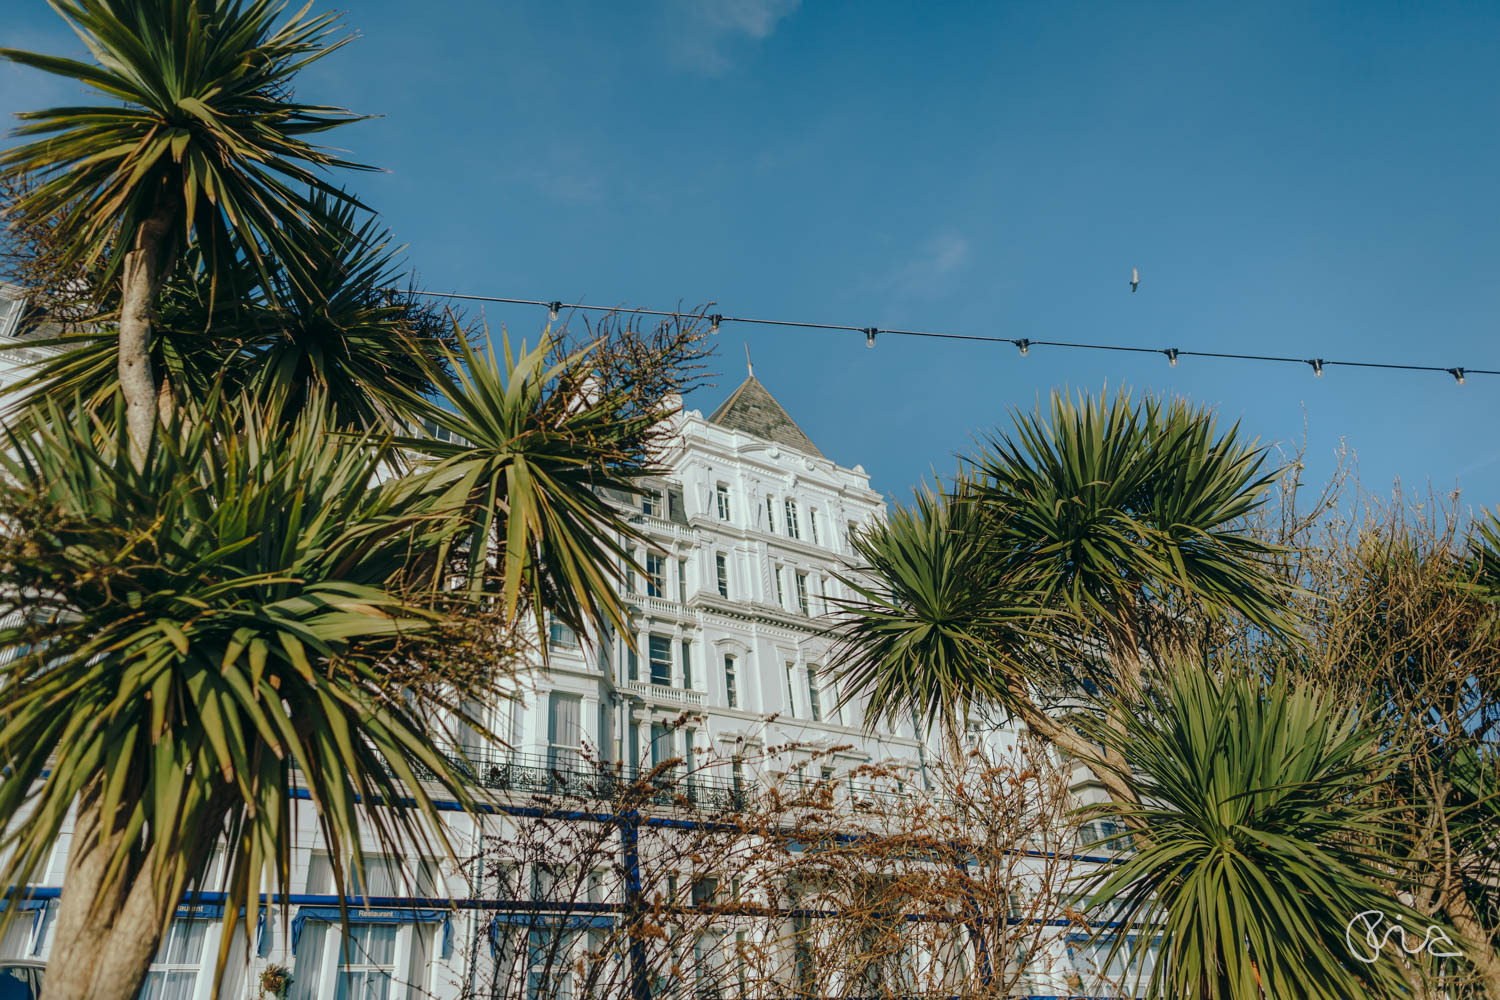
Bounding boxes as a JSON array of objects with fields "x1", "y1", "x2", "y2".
[{"x1": 414, "y1": 292, "x2": 1494, "y2": 384}]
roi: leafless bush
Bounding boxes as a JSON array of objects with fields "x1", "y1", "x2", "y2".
[{"x1": 414, "y1": 730, "x2": 1091, "y2": 1000}]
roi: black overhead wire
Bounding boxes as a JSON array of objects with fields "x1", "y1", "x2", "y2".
[{"x1": 412, "y1": 292, "x2": 1495, "y2": 384}]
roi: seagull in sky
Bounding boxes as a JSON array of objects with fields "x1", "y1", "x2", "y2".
[{"x1": 1130, "y1": 267, "x2": 1140, "y2": 293}]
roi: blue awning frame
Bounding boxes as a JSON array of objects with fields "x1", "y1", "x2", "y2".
[{"x1": 291, "y1": 906, "x2": 451, "y2": 959}]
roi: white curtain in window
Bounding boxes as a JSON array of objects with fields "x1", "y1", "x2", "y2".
[
  {"x1": 548, "y1": 693, "x2": 582, "y2": 767},
  {"x1": 289, "y1": 920, "x2": 328, "y2": 1000}
]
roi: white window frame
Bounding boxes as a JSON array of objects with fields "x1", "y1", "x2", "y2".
[
  {"x1": 715, "y1": 483, "x2": 732, "y2": 521},
  {"x1": 774, "y1": 566, "x2": 786, "y2": 608},
  {"x1": 139, "y1": 917, "x2": 222, "y2": 1000},
  {"x1": 794, "y1": 572, "x2": 810, "y2": 616},
  {"x1": 806, "y1": 665, "x2": 822, "y2": 722},
  {"x1": 715, "y1": 553, "x2": 729, "y2": 598},
  {"x1": 809, "y1": 507, "x2": 820, "y2": 545},
  {"x1": 723, "y1": 655, "x2": 738, "y2": 709},
  {"x1": 765, "y1": 495, "x2": 776, "y2": 533},
  {"x1": 784, "y1": 662, "x2": 798, "y2": 718},
  {"x1": 784, "y1": 499, "x2": 800, "y2": 539},
  {"x1": 648, "y1": 634, "x2": 673, "y2": 687},
  {"x1": 645, "y1": 553, "x2": 666, "y2": 598}
]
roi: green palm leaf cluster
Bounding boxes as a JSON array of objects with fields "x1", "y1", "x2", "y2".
[
  {"x1": 829, "y1": 484, "x2": 1050, "y2": 736},
  {"x1": 830, "y1": 388, "x2": 1296, "y2": 738},
  {"x1": 397, "y1": 331, "x2": 657, "y2": 639},
  {"x1": 5, "y1": 191, "x2": 445, "y2": 433},
  {"x1": 971, "y1": 390, "x2": 1295, "y2": 678},
  {"x1": 1084, "y1": 663, "x2": 1431, "y2": 1000},
  {"x1": 0, "y1": 0, "x2": 368, "y2": 287},
  {"x1": 0, "y1": 396, "x2": 486, "y2": 977}
]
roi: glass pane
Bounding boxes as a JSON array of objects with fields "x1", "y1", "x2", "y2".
[{"x1": 335, "y1": 969, "x2": 391, "y2": 1000}]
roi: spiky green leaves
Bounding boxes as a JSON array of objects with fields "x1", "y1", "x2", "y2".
[
  {"x1": 0, "y1": 396, "x2": 482, "y2": 980},
  {"x1": 829, "y1": 484, "x2": 1051, "y2": 735},
  {"x1": 972, "y1": 389, "x2": 1295, "y2": 646},
  {"x1": 396, "y1": 329, "x2": 657, "y2": 642},
  {"x1": 1082, "y1": 664, "x2": 1439, "y2": 1000},
  {"x1": 0, "y1": 0, "x2": 371, "y2": 294}
]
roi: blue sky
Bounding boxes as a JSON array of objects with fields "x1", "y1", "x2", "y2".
[{"x1": 4, "y1": 1, "x2": 1499, "y2": 509}]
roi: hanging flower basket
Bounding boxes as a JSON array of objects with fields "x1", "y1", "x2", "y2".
[{"x1": 259, "y1": 964, "x2": 292, "y2": 999}]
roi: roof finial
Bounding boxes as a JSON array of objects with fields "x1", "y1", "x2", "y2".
[{"x1": 745, "y1": 342, "x2": 753, "y2": 378}]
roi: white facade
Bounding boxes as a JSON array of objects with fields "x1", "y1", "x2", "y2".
[{"x1": 523, "y1": 376, "x2": 940, "y2": 798}]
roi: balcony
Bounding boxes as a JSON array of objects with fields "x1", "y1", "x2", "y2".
[
  {"x1": 415, "y1": 746, "x2": 753, "y2": 813},
  {"x1": 623, "y1": 678, "x2": 705, "y2": 706}
]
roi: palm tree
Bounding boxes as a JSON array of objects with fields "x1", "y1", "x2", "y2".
[
  {"x1": 830, "y1": 389, "x2": 1298, "y2": 806},
  {"x1": 0, "y1": 324, "x2": 659, "y2": 999},
  {"x1": 5, "y1": 194, "x2": 452, "y2": 434},
  {"x1": 1082, "y1": 662, "x2": 1437, "y2": 1000},
  {"x1": 397, "y1": 328, "x2": 660, "y2": 639},
  {"x1": 0, "y1": 397, "x2": 480, "y2": 1000},
  {"x1": 829, "y1": 482, "x2": 1051, "y2": 763},
  {"x1": 0, "y1": 0, "x2": 370, "y2": 459}
]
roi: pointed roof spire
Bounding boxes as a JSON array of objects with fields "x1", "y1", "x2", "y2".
[
  {"x1": 708, "y1": 372, "x2": 824, "y2": 457},
  {"x1": 745, "y1": 342, "x2": 753, "y2": 378}
]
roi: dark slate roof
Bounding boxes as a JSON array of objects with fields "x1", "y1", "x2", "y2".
[{"x1": 707, "y1": 375, "x2": 824, "y2": 458}]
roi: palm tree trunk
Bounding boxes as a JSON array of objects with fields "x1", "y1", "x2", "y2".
[
  {"x1": 42, "y1": 782, "x2": 166, "y2": 1000},
  {"x1": 117, "y1": 187, "x2": 180, "y2": 465},
  {"x1": 1441, "y1": 887, "x2": 1500, "y2": 997}
]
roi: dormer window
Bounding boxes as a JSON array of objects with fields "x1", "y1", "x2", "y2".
[{"x1": 642, "y1": 489, "x2": 662, "y2": 517}]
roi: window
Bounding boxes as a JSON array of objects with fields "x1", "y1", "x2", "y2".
[
  {"x1": 677, "y1": 559, "x2": 688, "y2": 603},
  {"x1": 649, "y1": 634, "x2": 672, "y2": 686},
  {"x1": 336, "y1": 923, "x2": 398, "y2": 1000},
  {"x1": 547, "y1": 620, "x2": 577, "y2": 647},
  {"x1": 765, "y1": 496, "x2": 775, "y2": 533},
  {"x1": 774, "y1": 566, "x2": 786, "y2": 608},
  {"x1": 645, "y1": 553, "x2": 665, "y2": 598},
  {"x1": 548, "y1": 692, "x2": 582, "y2": 768},
  {"x1": 680, "y1": 639, "x2": 693, "y2": 688},
  {"x1": 809, "y1": 507, "x2": 820, "y2": 545},
  {"x1": 784, "y1": 662, "x2": 798, "y2": 718},
  {"x1": 292, "y1": 855, "x2": 437, "y2": 1000},
  {"x1": 642, "y1": 489, "x2": 662, "y2": 517},
  {"x1": 784, "y1": 499, "x2": 801, "y2": 539},
  {"x1": 716, "y1": 483, "x2": 732, "y2": 521},
  {"x1": 139, "y1": 918, "x2": 209, "y2": 1000},
  {"x1": 807, "y1": 665, "x2": 822, "y2": 722},
  {"x1": 626, "y1": 640, "x2": 639, "y2": 682},
  {"x1": 650, "y1": 722, "x2": 674, "y2": 769},
  {"x1": 0, "y1": 294, "x2": 23, "y2": 339},
  {"x1": 715, "y1": 554, "x2": 729, "y2": 598},
  {"x1": 795, "y1": 572, "x2": 810, "y2": 616},
  {"x1": 723, "y1": 655, "x2": 738, "y2": 709}
]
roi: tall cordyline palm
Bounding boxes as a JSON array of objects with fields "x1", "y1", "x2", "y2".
[
  {"x1": 0, "y1": 0, "x2": 370, "y2": 460},
  {"x1": 396, "y1": 328, "x2": 659, "y2": 641},
  {"x1": 828, "y1": 483, "x2": 1053, "y2": 763},
  {"x1": 1082, "y1": 663, "x2": 1439, "y2": 1000},
  {"x1": 829, "y1": 389, "x2": 1299, "y2": 809}
]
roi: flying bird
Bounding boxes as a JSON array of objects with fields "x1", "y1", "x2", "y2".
[{"x1": 1130, "y1": 267, "x2": 1139, "y2": 293}]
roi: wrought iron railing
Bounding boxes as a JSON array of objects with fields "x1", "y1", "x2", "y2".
[{"x1": 413, "y1": 744, "x2": 758, "y2": 814}]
